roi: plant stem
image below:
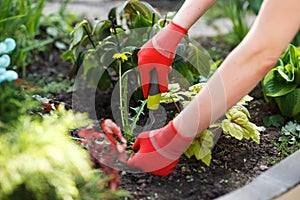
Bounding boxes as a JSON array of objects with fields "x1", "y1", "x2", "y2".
[
  {"x1": 83, "y1": 25, "x2": 96, "y2": 49},
  {"x1": 118, "y1": 60, "x2": 125, "y2": 131},
  {"x1": 110, "y1": 16, "x2": 121, "y2": 52}
]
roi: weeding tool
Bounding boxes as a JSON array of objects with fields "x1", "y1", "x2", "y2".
[{"x1": 143, "y1": 68, "x2": 161, "y2": 131}]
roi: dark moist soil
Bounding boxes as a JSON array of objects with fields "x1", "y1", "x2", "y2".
[
  {"x1": 118, "y1": 87, "x2": 284, "y2": 200},
  {"x1": 24, "y1": 20, "x2": 287, "y2": 199},
  {"x1": 26, "y1": 46, "x2": 286, "y2": 200}
]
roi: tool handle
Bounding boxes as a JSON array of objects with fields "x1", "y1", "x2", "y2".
[
  {"x1": 148, "y1": 69, "x2": 160, "y2": 96},
  {"x1": 147, "y1": 69, "x2": 161, "y2": 110}
]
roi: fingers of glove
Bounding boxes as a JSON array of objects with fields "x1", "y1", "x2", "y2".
[
  {"x1": 126, "y1": 153, "x2": 136, "y2": 168},
  {"x1": 126, "y1": 151, "x2": 179, "y2": 176},
  {"x1": 131, "y1": 137, "x2": 141, "y2": 152},
  {"x1": 139, "y1": 66, "x2": 152, "y2": 98},
  {"x1": 151, "y1": 159, "x2": 179, "y2": 176},
  {"x1": 156, "y1": 66, "x2": 172, "y2": 93}
]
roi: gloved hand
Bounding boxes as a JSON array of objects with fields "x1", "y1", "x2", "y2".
[
  {"x1": 138, "y1": 21, "x2": 187, "y2": 98},
  {"x1": 127, "y1": 120, "x2": 193, "y2": 176}
]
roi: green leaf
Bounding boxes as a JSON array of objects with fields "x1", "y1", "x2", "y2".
[
  {"x1": 262, "y1": 68, "x2": 298, "y2": 97},
  {"x1": 222, "y1": 119, "x2": 244, "y2": 140},
  {"x1": 277, "y1": 64, "x2": 295, "y2": 82},
  {"x1": 54, "y1": 41, "x2": 67, "y2": 50},
  {"x1": 69, "y1": 51, "x2": 85, "y2": 79},
  {"x1": 124, "y1": 1, "x2": 157, "y2": 20},
  {"x1": 133, "y1": 12, "x2": 152, "y2": 28},
  {"x1": 187, "y1": 43, "x2": 210, "y2": 77},
  {"x1": 70, "y1": 20, "x2": 88, "y2": 49},
  {"x1": 262, "y1": 114, "x2": 284, "y2": 127},
  {"x1": 200, "y1": 153, "x2": 212, "y2": 166},
  {"x1": 46, "y1": 27, "x2": 59, "y2": 37},
  {"x1": 275, "y1": 88, "x2": 300, "y2": 117},
  {"x1": 95, "y1": 20, "x2": 112, "y2": 41},
  {"x1": 184, "y1": 130, "x2": 214, "y2": 166}
]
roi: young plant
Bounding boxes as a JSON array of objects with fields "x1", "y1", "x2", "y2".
[
  {"x1": 261, "y1": 44, "x2": 300, "y2": 122},
  {"x1": 262, "y1": 114, "x2": 285, "y2": 127},
  {"x1": 272, "y1": 121, "x2": 300, "y2": 162},
  {"x1": 113, "y1": 53, "x2": 148, "y2": 143},
  {"x1": 63, "y1": 0, "x2": 211, "y2": 90},
  {"x1": 161, "y1": 83, "x2": 261, "y2": 166}
]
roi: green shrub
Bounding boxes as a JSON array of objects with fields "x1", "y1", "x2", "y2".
[
  {"x1": 0, "y1": 105, "x2": 129, "y2": 199},
  {"x1": 0, "y1": 106, "x2": 91, "y2": 199},
  {"x1": 261, "y1": 44, "x2": 300, "y2": 122},
  {"x1": 0, "y1": 82, "x2": 39, "y2": 131}
]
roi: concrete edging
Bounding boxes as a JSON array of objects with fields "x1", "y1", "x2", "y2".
[{"x1": 216, "y1": 149, "x2": 300, "y2": 200}]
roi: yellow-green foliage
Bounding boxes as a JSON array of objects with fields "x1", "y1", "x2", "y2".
[
  {"x1": 161, "y1": 83, "x2": 261, "y2": 166},
  {"x1": 0, "y1": 105, "x2": 94, "y2": 200}
]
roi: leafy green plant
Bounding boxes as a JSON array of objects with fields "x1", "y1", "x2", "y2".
[
  {"x1": 161, "y1": 83, "x2": 261, "y2": 166},
  {"x1": 63, "y1": 0, "x2": 211, "y2": 90},
  {"x1": 0, "y1": 0, "x2": 46, "y2": 73},
  {"x1": 262, "y1": 114, "x2": 285, "y2": 127},
  {"x1": 0, "y1": 105, "x2": 129, "y2": 200},
  {"x1": 0, "y1": 82, "x2": 39, "y2": 131},
  {"x1": 280, "y1": 121, "x2": 300, "y2": 145},
  {"x1": 0, "y1": 85, "x2": 130, "y2": 199},
  {"x1": 0, "y1": 0, "x2": 77, "y2": 75},
  {"x1": 272, "y1": 121, "x2": 300, "y2": 162},
  {"x1": 247, "y1": 0, "x2": 263, "y2": 15},
  {"x1": 224, "y1": 0, "x2": 252, "y2": 44},
  {"x1": 261, "y1": 44, "x2": 300, "y2": 122}
]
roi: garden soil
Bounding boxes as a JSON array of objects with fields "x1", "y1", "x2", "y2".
[
  {"x1": 32, "y1": 1, "x2": 287, "y2": 196},
  {"x1": 26, "y1": 42, "x2": 287, "y2": 200}
]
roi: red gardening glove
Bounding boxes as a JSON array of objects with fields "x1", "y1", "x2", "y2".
[
  {"x1": 138, "y1": 21, "x2": 187, "y2": 98},
  {"x1": 127, "y1": 120, "x2": 193, "y2": 176}
]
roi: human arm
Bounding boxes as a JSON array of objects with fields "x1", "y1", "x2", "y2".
[
  {"x1": 129, "y1": 0, "x2": 300, "y2": 176},
  {"x1": 173, "y1": 0, "x2": 300, "y2": 137}
]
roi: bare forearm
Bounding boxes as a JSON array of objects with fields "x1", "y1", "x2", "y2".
[
  {"x1": 173, "y1": 0, "x2": 217, "y2": 29},
  {"x1": 174, "y1": 0, "x2": 300, "y2": 137}
]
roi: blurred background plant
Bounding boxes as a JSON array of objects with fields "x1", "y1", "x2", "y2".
[
  {"x1": 0, "y1": 103, "x2": 129, "y2": 200},
  {"x1": 0, "y1": 38, "x2": 19, "y2": 83},
  {"x1": 63, "y1": 0, "x2": 211, "y2": 92},
  {"x1": 0, "y1": 0, "x2": 77, "y2": 75}
]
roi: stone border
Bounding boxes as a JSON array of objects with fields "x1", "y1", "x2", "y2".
[{"x1": 216, "y1": 149, "x2": 300, "y2": 200}]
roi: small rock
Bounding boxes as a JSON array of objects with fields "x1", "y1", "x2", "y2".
[
  {"x1": 140, "y1": 183, "x2": 147, "y2": 190},
  {"x1": 137, "y1": 179, "x2": 146, "y2": 184},
  {"x1": 259, "y1": 165, "x2": 269, "y2": 171},
  {"x1": 120, "y1": 171, "x2": 126, "y2": 176}
]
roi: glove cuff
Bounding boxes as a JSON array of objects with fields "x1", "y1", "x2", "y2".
[
  {"x1": 168, "y1": 21, "x2": 188, "y2": 34},
  {"x1": 152, "y1": 21, "x2": 187, "y2": 59}
]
